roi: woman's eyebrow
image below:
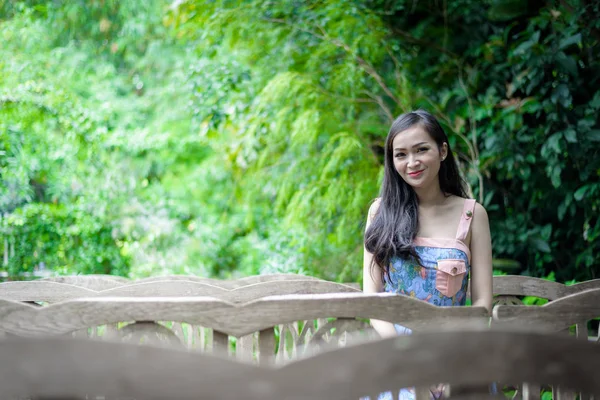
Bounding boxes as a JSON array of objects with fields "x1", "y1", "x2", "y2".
[{"x1": 394, "y1": 141, "x2": 429, "y2": 151}]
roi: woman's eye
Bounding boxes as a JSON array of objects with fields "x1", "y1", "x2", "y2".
[
  {"x1": 417, "y1": 147, "x2": 428, "y2": 153},
  {"x1": 395, "y1": 153, "x2": 406, "y2": 158}
]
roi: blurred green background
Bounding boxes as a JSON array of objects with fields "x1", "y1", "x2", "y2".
[{"x1": 0, "y1": 0, "x2": 598, "y2": 283}]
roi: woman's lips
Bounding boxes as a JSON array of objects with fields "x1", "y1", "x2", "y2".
[{"x1": 408, "y1": 170, "x2": 424, "y2": 177}]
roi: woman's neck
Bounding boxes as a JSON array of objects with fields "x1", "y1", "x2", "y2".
[{"x1": 415, "y1": 185, "x2": 447, "y2": 208}]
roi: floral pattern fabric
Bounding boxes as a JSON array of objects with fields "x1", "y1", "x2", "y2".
[
  {"x1": 373, "y1": 243, "x2": 470, "y2": 399},
  {"x1": 385, "y1": 245, "x2": 470, "y2": 306}
]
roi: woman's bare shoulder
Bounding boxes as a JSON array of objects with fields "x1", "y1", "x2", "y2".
[
  {"x1": 473, "y1": 201, "x2": 490, "y2": 224},
  {"x1": 367, "y1": 197, "x2": 381, "y2": 220}
]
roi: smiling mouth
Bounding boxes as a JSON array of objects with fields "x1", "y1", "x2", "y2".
[{"x1": 408, "y1": 170, "x2": 425, "y2": 177}]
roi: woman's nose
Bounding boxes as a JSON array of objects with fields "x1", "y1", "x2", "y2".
[{"x1": 407, "y1": 155, "x2": 421, "y2": 167}]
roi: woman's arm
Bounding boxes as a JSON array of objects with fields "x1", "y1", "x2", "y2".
[
  {"x1": 470, "y1": 202, "x2": 493, "y2": 314},
  {"x1": 363, "y1": 199, "x2": 398, "y2": 338}
]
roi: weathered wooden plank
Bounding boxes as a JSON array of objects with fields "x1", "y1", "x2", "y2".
[
  {"x1": 0, "y1": 336, "x2": 264, "y2": 400},
  {"x1": 132, "y1": 275, "x2": 235, "y2": 288},
  {"x1": 521, "y1": 383, "x2": 541, "y2": 400},
  {"x1": 102, "y1": 279, "x2": 359, "y2": 303},
  {"x1": 237, "y1": 333, "x2": 254, "y2": 363},
  {"x1": 0, "y1": 293, "x2": 489, "y2": 338},
  {"x1": 258, "y1": 328, "x2": 276, "y2": 366},
  {"x1": 135, "y1": 273, "x2": 324, "y2": 289},
  {"x1": 1, "y1": 329, "x2": 599, "y2": 400},
  {"x1": 277, "y1": 330, "x2": 600, "y2": 399},
  {"x1": 276, "y1": 324, "x2": 288, "y2": 363},
  {"x1": 492, "y1": 288, "x2": 600, "y2": 333},
  {"x1": 198, "y1": 325, "x2": 207, "y2": 351},
  {"x1": 492, "y1": 275, "x2": 570, "y2": 299},
  {"x1": 569, "y1": 279, "x2": 600, "y2": 293},
  {"x1": 41, "y1": 275, "x2": 128, "y2": 290},
  {"x1": 0, "y1": 281, "x2": 97, "y2": 302},
  {"x1": 117, "y1": 321, "x2": 183, "y2": 348},
  {"x1": 467, "y1": 275, "x2": 600, "y2": 302},
  {"x1": 0, "y1": 279, "x2": 360, "y2": 304},
  {"x1": 212, "y1": 331, "x2": 229, "y2": 356}
]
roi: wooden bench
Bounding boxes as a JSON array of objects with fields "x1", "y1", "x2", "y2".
[{"x1": 1, "y1": 328, "x2": 598, "y2": 400}]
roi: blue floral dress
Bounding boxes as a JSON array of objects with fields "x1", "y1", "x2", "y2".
[{"x1": 376, "y1": 199, "x2": 476, "y2": 399}]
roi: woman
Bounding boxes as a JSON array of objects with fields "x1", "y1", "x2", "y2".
[{"x1": 363, "y1": 109, "x2": 493, "y2": 399}]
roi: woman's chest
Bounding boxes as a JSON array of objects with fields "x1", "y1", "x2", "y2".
[{"x1": 417, "y1": 209, "x2": 462, "y2": 238}]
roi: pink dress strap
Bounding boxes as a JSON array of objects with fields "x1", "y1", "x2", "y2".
[{"x1": 455, "y1": 199, "x2": 477, "y2": 242}]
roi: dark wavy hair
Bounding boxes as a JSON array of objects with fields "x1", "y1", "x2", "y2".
[{"x1": 364, "y1": 109, "x2": 468, "y2": 282}]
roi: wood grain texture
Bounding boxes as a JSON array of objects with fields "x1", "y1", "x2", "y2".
[
  {"x1": 489, "y1": 281, "x2": 600, "y2": 399},
  {"x1": 100, "y1": 279, "x2": 360, "y2": 303},
  {"x1": 1, "y1": 278, "x2": 360, "y2": 303},
  {"x1": 1, "y1": 329, "x2": 598, "y2": 400},
  {"x1": 16, "y1": 273, "x2": 335, "y2": 293},
  {"x1": 117, "y1": 321, "x2": 184, "y2": 348},
  {"x1": 492, "y1": 275, "x2": 571, "y2": 299},
  {"x1": 0, "y1": 281, "x2": 97, "y2": 302},
  {"x1": 131, "y1": 273, "x2": 324, "y2": 289},
  {"x1": 278, "y1": 329, "x2": 600, "y2": 399},
  {"x1": 0, "y1": 293, "x2": 489, "y2": 337},
  {"x1": 466, "y1": 275, "x2": 600, "y2": 302},
  {"x1": 493, "y1": 288, "x2": 600, "y2": 332},
  {"x1": 39, "y1": 275, "x2": 126, "y2": 290}
]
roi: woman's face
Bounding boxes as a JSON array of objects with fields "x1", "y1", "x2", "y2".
[{"x1": 391, "y1": 125, "x2": 447, "y2": 190}]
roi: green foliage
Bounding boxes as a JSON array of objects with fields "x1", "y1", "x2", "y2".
[
  {"x1": 2, "y1": 203, "x2": 129, "y2": 276},
  {"x1": 169, "y1": 0, "x2": 600, "y2": 282},
  {"x1": 1, "y1": 0, "x2": 599, "y2": 282},
  {"x1": 0, "y1": 2, "x2": 196, "y2": 277}
]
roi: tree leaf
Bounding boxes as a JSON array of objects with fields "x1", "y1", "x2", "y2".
[
  {"x1": 487, "y1": 0, "x2": 530, "y2": 21},
  {"x1": 559, "y1": 33, "x2": 581, "y2": 49},
  {"x1": 562, "y1": 129, "x2": 577, "y2": 143},
  {"x1": 590, "y1": 91, "x2": 600, "y2": 109},
  {"x1": 587, "y1": 130, "x2": 600, "y2": 142},
  {"x1": 574, "y1": 186, "x2": 588, "y2": 201},
  {"x1": 556, "y1": 52, "x2": 578, "y2": 77},
  {"x1": 530, "y1": 238, "x2": 551, "y2": 253}
]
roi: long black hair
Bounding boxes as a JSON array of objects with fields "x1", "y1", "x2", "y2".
[{"x1": 364, "y1": 109, "x2": 468, "y2": 282}]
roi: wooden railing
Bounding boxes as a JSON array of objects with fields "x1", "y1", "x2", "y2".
[
  {"x1": 0, "y1": 293, "x2": 489, "y2": 363},
  {"x1": 492, "y1": 288, "x2": 600, "y2": 339},
  {"x1": 490, "y1": 275, "x2": 600, "y2": 304},
  {"x1": 0, "y1": 277, "x2": 360, "y2": 303},
  {"x1": 2, "y1": 273, "x2": 599, "y2": 399},
  {"x1": 1, "y1": 329, "x2": 598, "y2": 400},
  {"x1": 5, "y1": 272, "x2": 598, "y2": 299},
  {"x1": 4, "y1": 272, "x2": 599, "y2": 301},
  {"x1": 490, "y1": 288, "x2": 600, "y2": 399}
]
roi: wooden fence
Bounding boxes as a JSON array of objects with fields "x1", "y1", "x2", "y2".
[{"x1": 1, "y1": 329, "x2": 598, "y2": 400}]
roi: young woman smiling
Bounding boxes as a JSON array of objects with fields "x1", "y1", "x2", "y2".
[{"x1": 362, "y1": 109, "x2": 493, "y2": 399}]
